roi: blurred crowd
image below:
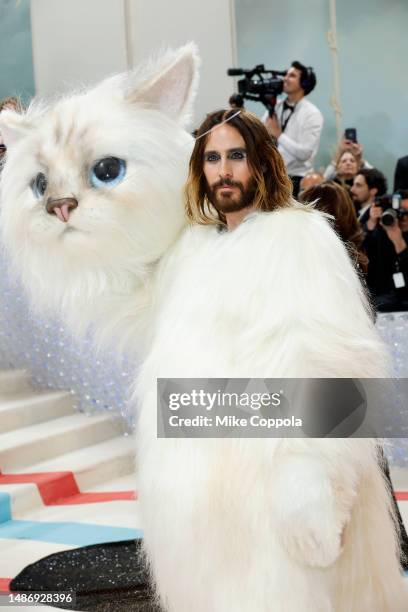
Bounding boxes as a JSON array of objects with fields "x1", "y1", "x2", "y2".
[
  {"x1": 299, "y1": 141, "x2": 408, "y2": 313},
  {"x1": 232, "y1": 59, "x2": 408, "y2": 314}
]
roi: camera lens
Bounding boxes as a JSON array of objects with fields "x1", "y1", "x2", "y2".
[{"x1": 381, "y1": 209, "x2": 397, "y2": 226}]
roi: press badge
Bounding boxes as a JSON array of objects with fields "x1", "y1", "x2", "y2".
[{"x1": 393, "y1": 272, "x2": 406, "y2": 289}]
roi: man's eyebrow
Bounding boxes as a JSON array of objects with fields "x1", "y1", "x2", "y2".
[{"x1": 204, "y1": 147, "x2": 247, "y2": 155}]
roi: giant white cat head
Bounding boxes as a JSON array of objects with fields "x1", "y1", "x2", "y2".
[{"x1": 0, "y1": 44, "x2": 199, "y2": 334}]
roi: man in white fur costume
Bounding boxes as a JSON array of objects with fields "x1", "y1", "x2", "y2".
[{"x1": 0, "y1": 44, "x2": 407, "y2": 610}]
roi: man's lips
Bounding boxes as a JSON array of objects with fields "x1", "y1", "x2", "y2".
[{"x1": 216, "y1": 184, "x2": 236, "y2": 191}]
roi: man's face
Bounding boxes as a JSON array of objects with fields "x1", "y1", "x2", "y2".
[
  {"x1": 399, "y1": 199, "x2": 408, "y2": 232},
  {"x1": 299, "y1": 172, "x2": 324, "y2": 193},
  {"x1": 283, "y1": 67, "x2": 303, "y2": 95},
  {"x1": 351, "y1": 174, "x2": 371, "y2": 204},
  {"x1": 203, "y1": 124, "x2": 256, "y2": 214}
]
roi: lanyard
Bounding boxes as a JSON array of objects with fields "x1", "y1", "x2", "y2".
[{"x1": 280, "y1": 104, "x2": 295, "y2": 132}]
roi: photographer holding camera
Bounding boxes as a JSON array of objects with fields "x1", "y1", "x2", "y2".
[
  {"x1": 263, "y1": 61, "x2": 323, "y2": 198},
  {"x1": 351, "y1": 168, "x2": 387, "y2": 221},
  {"x1": 363, "y1": 190, "x2": 408, "y2": 311}
]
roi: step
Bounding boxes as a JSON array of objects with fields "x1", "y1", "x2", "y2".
[
  {"x1": 0, "y1": 446, "x2": 136, "y2": 520},
  {"x1": 0, "y1": 390, "x2": 75, "y2": 433},
  {"x1": 389, "y1": 467, "x2": 408, "y2": 490},
  {"x1": 27, "y1": 435, "x2": 135, "y2": 490},
  {"x1": 13, "y1": 488, "x2": 140, "y2": 529},
  {"x1": 0, "y1": 413, "x2": 121, "y2": 471},
  {"x1": 0, "y1": 482, "x2": 44, "y2": 520},
  {"x1": 87, "y1": 473, "x2": 137, "y2": 492},
  {"x1": 0, "y1": 539, "x2": 73, "y2": 586},
  {"x1": 0, "y1": 370, "x2": 32, "y2": 395}
]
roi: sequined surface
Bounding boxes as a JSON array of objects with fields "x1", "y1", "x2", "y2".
[
  {"x1": 10, "y1": 540, "x2": 160, "y2": 611},
  {"x1": 377, "y1": 312, "x2": 408, "y2": 466},
  {"x1": 0, "y1": 251, "x2": 136, "y2": 429}
]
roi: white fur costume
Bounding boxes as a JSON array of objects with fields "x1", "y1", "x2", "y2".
[{"x1": 0, "y1": 45, "x2": 407, "y2": 611}]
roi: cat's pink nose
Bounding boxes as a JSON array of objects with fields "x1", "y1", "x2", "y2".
[{"x1": 46, "y1": 197, "x2": 78, "y2": 223}]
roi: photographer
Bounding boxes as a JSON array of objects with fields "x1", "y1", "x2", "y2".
[
  {"x1": 263, "y1": 61, "x2": 323, "y2": 197},
  {"x1": 350, "y1": 168, "x2": 387, "y2": 221},
  {"x1": 363, "y1": 190, "x2": 408, "y2": 312}
]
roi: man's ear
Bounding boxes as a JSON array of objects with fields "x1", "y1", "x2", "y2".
[
  {"x1": 98, "y1": 43, "x2": 200, "y2": 127},
  {"x1": 0, "y1": 110, "x2": 33, "y2": 149},
  {"x1": 370, "y1": 187, "x2": 378, "y2": 200}
]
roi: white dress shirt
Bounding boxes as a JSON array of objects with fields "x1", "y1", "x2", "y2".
[{"x1": 263, "y1": 97, "x2": 323, "y2": 177}]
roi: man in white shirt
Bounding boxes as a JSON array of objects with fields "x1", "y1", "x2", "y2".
[{"x1": 263, "y1": 61, "x2": 323, "y2": 197}]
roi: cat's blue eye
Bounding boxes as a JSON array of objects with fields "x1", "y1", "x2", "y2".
[
  {"x1": 31, "y1": 172, "x2": 47, "y2": 199},
  {"x1": 90, "y1": 157, "x2": 126, "y2": 188}
]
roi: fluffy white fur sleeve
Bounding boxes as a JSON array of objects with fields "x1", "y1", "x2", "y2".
[{"x1": 230, "y1": 205, "x2": 388, "y2": 380}]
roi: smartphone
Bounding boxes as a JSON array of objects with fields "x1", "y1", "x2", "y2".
[{"x1": 344, "y1": 128, "x2": 357, "y2": 143}]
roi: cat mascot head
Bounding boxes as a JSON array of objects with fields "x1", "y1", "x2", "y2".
[{"x1": 0, "y1": 44, "x2": 199, "y2": 349}]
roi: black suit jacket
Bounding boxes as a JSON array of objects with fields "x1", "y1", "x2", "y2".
[{"x1": 394, "y1": 155, "x2": 408, "y2": 192}]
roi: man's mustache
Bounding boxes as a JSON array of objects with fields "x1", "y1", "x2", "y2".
[{"x1": 212, "y1": 178, "x2": 244, "y2": 191}]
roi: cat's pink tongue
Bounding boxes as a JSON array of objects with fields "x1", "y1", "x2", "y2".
[{"x1": 54, "y1": 204, "x2": 70, "y2": 223}]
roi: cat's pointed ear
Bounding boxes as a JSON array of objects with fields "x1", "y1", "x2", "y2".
[
  {"x1": 0, "y1": 110, "x2": 33, "y2": 149},
  {"x1": 123, "y1": 43, "x2": 200, "y2": 126}
]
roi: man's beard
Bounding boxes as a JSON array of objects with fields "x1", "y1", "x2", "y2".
[
  {"x1": 350, "y1": 190, "x2": 364, "y2": 205},
  {"x1": 206, "y1": 177, "x2": 257, "y2": 214}
]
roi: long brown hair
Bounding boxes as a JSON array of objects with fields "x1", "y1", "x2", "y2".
[
  {"x1": 185, "y1": 109, "x2": 293, "y2": 225},
  {"x1": 299, "y1": 181, "x2": 368, "y2": 273}
]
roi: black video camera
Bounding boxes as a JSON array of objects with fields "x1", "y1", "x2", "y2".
[
  {"x1": 375, "y1": 193, "x2": 408, "y2": 226},
  {"x1": 227, "y1": 65, "x2": 286, "y2": 116}
]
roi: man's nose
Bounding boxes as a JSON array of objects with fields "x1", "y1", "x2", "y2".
[
  {"x1": 46, "y1": 197, "x2": 78, "y2": 223},
  {"x1": 219, "y1": 157, "x2": 232, "y2": 177}
]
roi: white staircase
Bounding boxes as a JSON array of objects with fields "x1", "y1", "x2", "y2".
[
  {"x1": 0, "y1": 368, "x2": 139, "y2": 589},
  {"x1": 0, "y1": 367, "x2": 135, "y2": 514}
]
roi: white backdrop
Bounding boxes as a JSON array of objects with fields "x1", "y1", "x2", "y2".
[{"x1": 29, "y1": 0, "x2": 237, "y2": 128}]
